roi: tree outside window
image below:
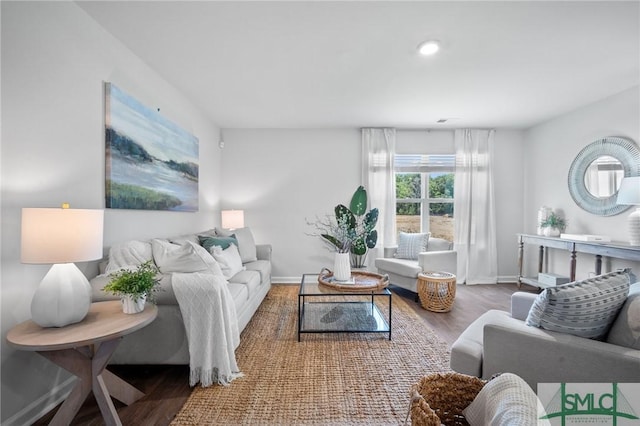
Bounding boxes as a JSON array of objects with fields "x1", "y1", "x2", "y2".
[{"x1": 395, "y1": 155, "x2": 454, "y2": 241}]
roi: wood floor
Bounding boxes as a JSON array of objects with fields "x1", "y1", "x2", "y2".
[{"x1": 33, "y1": 282, "x2": 537, "y2": 425}]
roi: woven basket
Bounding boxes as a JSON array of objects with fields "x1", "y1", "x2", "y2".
[
  {"x1": 409, "y1": 373, "x2": 485, "y2": 426},
  {"x1": 417, "y1": 272, "x2": 456, "y2": 312}
]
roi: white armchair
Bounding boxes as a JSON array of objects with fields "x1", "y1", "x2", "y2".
[{"x1": 375, "y1": 237, "x2": 457, "y2": 296}]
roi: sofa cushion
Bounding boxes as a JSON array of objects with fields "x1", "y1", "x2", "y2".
[
  {"x1": 151, "y1": 239, "x2": 224, "y2": 277},
  {"x1": 168, "y1": 229, "x2": 216, "y2": 246},
  {"x1": 396, "y1": 232, "x2": 430, "y2": 260},
  {"x1": 211, "y1": 244, "x2": 246, "y2": 279},
  {"x1": 462, "y1": 373, "x2": 548, "y2": 426},
  {"x1": 526, "y1": 269, "x2": 631, "y2": 339},
  {"x1": 375, "y1": 257, "x2": 422, "y2": 278},
  {"x1": 217, "y1": 227, "x2": 258, "y2": 263},
  {"x1": 199, "y1": 234, "x2": 238, "y2": 251},
  {"x1": 244, "y1": 260, "x2": 271, "y2": 285},
  {"x1": 226, "y1": 282, "x2": 249, "y2": 312},
  {"x1": 607, "y1": 282, "x2": 640, "y2": 349},
  {"x1": 229, "y1": 270, "x2": 261, "y2": 300},
  {"x1": 105, "y1": 240, "x2": 153, "y2": 274},
  {"x1": 427, "y1": 237, "x2": 452, "y2": 252},
  {"x1": 450, "y1": 310, "x2": 519, "y2": 377}
]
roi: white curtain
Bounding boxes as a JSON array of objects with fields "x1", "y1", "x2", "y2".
[
  {"x1": 453, "y1": 129, "x2": 498, "y2": 284},
  {"x1": 361, "y1": 128, "x2": 396, "y2": 267}
]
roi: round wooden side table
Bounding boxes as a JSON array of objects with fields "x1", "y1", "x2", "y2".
[
  {"x1": 7, "y1": 301, "x2": 157, "y2": 426},
  {"x1": 417, "y1": 271, "x2": 457, "y2": 312}
]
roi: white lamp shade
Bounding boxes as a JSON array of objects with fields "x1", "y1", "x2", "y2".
[
  {"x1": 616, "y1": 176, "x2": 640, "y2": 205},
  {"x1": 221, "y1": 210, "x2": 244, "y2": 229},
  {"x1": 21, "y1": 207, "x2": 103, "y2": 327},
  {"x1": 21, "y1": 208, "x2": 104, "y2": 264}
]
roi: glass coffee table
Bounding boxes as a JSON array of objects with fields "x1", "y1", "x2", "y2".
[{"x1": 298, "y1": 273, "x2": 392, "y2": 341}]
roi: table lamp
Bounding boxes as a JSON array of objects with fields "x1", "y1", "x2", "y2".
[
  {"x1": 21, "y1": 206, "x2": 104, "y2": 327},
  {"x1": 616, "y1": 176, "x2": 640, "y2": 246},
  {"x1": 221, "y1": 209, "x2": 244, "y2": 230}
]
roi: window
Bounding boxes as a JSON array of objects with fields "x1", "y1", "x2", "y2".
[{"x1": 395, "y1": 154, "x2": 455, "y2": 241}]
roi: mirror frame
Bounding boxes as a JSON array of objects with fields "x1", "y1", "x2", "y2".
[{"x1": 568, "y1": 136, "x2": 640, "y2": 216}]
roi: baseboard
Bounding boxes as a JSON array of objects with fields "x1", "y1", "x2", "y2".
[
  {"x1": 3, "y1": 377, "x2": 74, "y2": 426},
  {"x1": 498, "y1": 275, "x2": 518, "y2": 284}
]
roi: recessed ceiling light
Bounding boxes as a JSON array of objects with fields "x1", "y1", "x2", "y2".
[{"x1": 418, "y1": 40, "x2": 440, "y2": 56}]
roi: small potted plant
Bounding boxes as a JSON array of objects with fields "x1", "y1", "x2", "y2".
[
  {"x1": 102, "y1": 260, "x2": 160, "y2": 314},
  {"x1": 540, "y1": 212, "x2": 567, "y2": 237}
]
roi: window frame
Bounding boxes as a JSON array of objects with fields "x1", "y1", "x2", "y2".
[{"x1": 395, "y1": 155, "x2": 455, "y2": 236}]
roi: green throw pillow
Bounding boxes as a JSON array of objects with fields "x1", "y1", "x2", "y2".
[{"x1": 198, "y1": 234, "x2": 238, "y2": 252}]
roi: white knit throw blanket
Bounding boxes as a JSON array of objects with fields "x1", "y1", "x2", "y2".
[{"x1": 172, "y1": 272, "x2": 243, "y2": 387}]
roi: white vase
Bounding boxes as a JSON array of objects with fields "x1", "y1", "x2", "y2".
[
  {"x1": 543, "y1": 227, "x2": 560, "y2": 237},
  {"x1": 122, "y1": 294, "x2": 146, "y2": 314},
  {"x1": 333, "y1": 253, "x2": 351, "y2": 281}
]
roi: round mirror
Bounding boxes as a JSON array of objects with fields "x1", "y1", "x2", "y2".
[
  {"x1": 583, "y1": 155, "x2": 624, "y2": 198},
  {"x1": 568, "y1": 137, "x2": 640, "y2": 216}
]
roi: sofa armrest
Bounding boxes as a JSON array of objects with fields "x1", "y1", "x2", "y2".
[
  {"x1": 383, "y1": 247, "x2": 398, "y2": 258},
  {"x1": 483, "y1": 323, "x2": 640, "y2": 389},
  {"x1": 256, "y1": 244, "x2": 272, "y2": 262},
  {"x1": 511, "y1": 292, "x2": 538, "y2": 321},
  {"x1": 418, "y1": 250, "x2": 457, "y2": 276}
]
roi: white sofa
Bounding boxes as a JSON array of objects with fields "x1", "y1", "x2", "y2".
[
  {"x1": 450, "y1": 279, "x2": 640, "y2": 389},
  {"x1": 374, "y1": 237, "x2": 457, "y2": 295},
  {"x1": 89, "y1": 228, "x2": 271, "y2": 365}
]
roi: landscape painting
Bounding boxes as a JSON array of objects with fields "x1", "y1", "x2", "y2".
[{"x1": 105, "y1": 82, "x2": 199, "y2": 211}]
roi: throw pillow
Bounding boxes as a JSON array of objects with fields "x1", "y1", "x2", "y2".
[
  {"x1": 210, "y1": 244, "x2": 246, "y2": 279},
  {"x1": 462, "y1": 373, "x2": 549, "y2": 426},
  {"x1": 151, "y1": 239, "x2": 224, "y2": 277},
  {"x1": 526, "y1": 269, "x2": 631, "y2": 339},
  {"x1": 198, "y1": 235, "x2": 238, "y2": 252},
  {"x1": 105, "y1": 240, "x2": 153, "y2": 274},
  {"x1": 395, "y1": 232, "x2": 430, "y2": 260},
  {"x1": 606, "y1": 281, "x2": 640, "y2": 349},
  {"x1": 216, "y1": 227, "x2": 258, "y2": 263}
]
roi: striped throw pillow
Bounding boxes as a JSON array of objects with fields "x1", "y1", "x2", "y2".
[
  {"x1": 526, "y1": 269, "x2": 631, "y2": 339},
  {"x1": 395, "y1": 232, "x2": 430, "y2": 260}
]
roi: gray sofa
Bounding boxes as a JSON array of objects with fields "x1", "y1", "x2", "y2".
[
  {"x1": 450, "y1": 281, "x2": 640, "y2": 389},
  {"x1": 375, "y1": 237, "x2": 457, "y2": 294},
  {"x1": 89, "y1": 228, "x2": 271, "y2": 365}
]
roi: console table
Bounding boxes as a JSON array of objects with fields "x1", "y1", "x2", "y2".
[
  {"x1": 6, "y1": 301, "x2": 157, "y2": 426},
  {"x1": 517, "y1": 233, "x2": 640, "y2": 289}
]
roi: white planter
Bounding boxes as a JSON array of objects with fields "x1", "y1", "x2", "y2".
[
  {"x1": 543, "y1": 227, "x2": 561, "y2": 237},
  {"x1": 333, "y1": 252, "x2": 352, "y2": 281},
  {"x1": 121, "y1": 295, "x2": 146, "y2": 314}
]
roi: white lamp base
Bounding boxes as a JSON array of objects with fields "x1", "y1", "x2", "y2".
[
  {"x1": 31, "y1": 263, "x2": 92, "y2": 327},
  {"x1": 628, "y1": 207, "x2": 640, "y2": 246}
]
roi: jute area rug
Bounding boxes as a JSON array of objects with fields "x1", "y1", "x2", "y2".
[{"x1": 171, "y1": 285, "x2": 452, "y2": 425}]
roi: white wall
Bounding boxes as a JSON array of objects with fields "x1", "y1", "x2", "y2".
[
  {"x1": 221, "y1": 128, "x2": 524, "y2": 283},
  {"x1": 523, "y1": 86, "x2": 640, "y2": 279},
  {"x1": 0, "y1": 2, "x2": 222, "y2": 423}
]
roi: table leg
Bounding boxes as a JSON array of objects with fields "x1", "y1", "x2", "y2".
[
  {"x1": 595, "y1": 255, "x2": 602, "y2": 276},
  {"x1": 517, "y1": 237, "x2": 524, "y2": 288},
  {"x1": 38, "y1": 337, "x2": 145, "y2": 426},
  {"x1": 39, "y1": 349, "x2": 92, "y2": 426}
]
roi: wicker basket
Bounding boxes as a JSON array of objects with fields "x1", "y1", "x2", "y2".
[
  {"x1": 409, "y1": 373, "x2": 485, "y2": 426},
  {"x1": 417, "y1": 272, "x2": 456, "y2": 312}
]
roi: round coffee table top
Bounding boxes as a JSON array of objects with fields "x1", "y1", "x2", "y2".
[{"x1": 6, "y1": 301, "x2": 157, "y2": 351}]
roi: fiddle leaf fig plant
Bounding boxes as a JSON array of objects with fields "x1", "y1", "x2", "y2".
[{"x1": 308, "y1": 186, "x2": 378, "y2": 266}]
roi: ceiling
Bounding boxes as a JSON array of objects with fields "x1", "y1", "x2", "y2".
[{"x1": 78, "y1": 1, "x2": 639, "y2": 129}]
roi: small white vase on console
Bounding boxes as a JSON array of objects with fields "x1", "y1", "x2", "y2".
[{"x1": 333, "y1": 252, "x2": 351, "y2": 281}]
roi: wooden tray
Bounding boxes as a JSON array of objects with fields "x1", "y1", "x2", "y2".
[{"x1": 318, "y1": 267, "x2": 389, "y2": 292}]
